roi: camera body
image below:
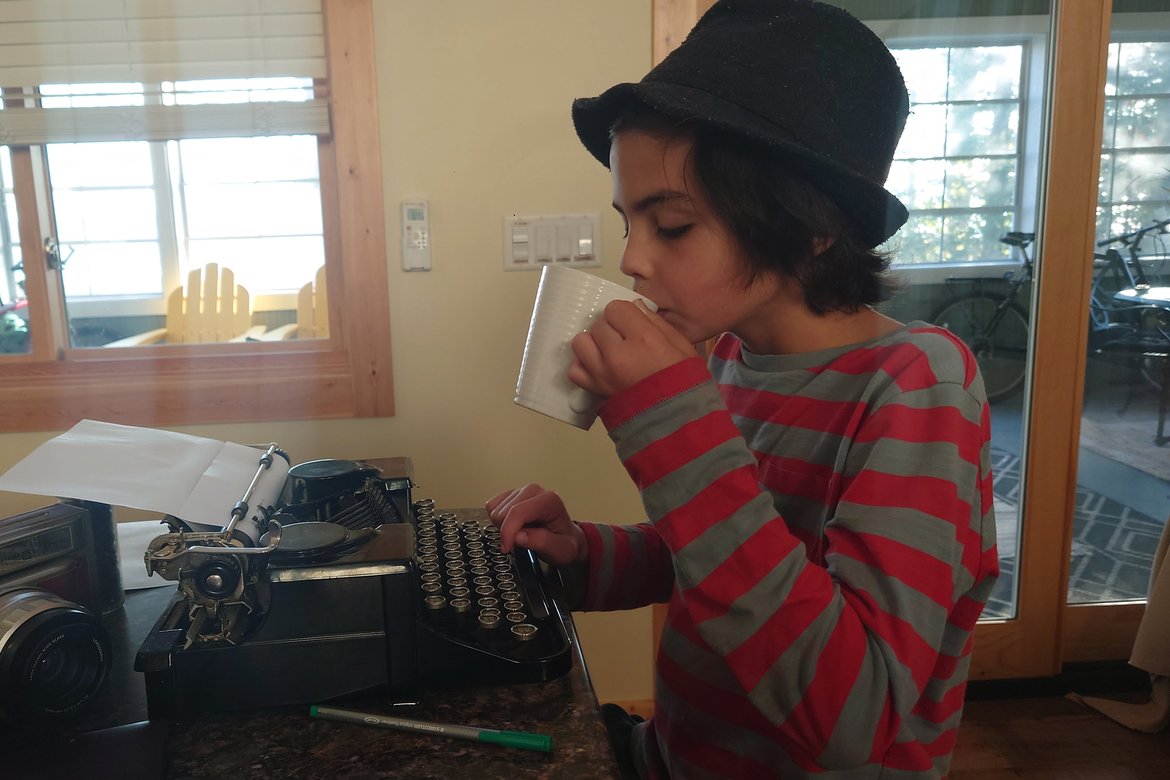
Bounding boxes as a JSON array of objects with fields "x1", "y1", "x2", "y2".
[{"x1": 0, "y1": 502, "x2": 114, "y2": 724}]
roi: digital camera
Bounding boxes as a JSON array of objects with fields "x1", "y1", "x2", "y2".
[{"x1": 0, "y1": 502, "x2": 116, "y2": 725}]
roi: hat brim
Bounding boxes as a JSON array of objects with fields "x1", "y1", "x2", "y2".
[{"x1": 572, "y1": 82, "x2": 908, "y2": 248}]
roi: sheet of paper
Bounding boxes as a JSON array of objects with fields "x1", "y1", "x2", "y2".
[
  {"x1": 0, "y1": 419, "x2": 289, "y2": 544},
  {"x1": 117, "y1": 519, "x2": 179, "y2": 590}
]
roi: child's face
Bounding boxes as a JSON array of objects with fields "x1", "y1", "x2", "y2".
[{"x1": 610, "y1": 129, "x2": 791, "y2": 350}]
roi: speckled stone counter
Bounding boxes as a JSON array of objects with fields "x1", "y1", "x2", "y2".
[{"x1": 5, "y1": 510, "x2": 620, "y2": 780}]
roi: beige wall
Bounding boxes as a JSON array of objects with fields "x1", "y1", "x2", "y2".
[{"x1": 0, "y1": 1, "x2": 654, "y2": 703}]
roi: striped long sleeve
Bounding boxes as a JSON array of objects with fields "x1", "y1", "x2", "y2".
[{"x1": 575, "y1": 323, "x2": 998, "y2": 779}]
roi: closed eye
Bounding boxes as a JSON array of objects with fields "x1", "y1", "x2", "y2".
[{"x1": 658, "y1": 224, "x2": 692, "y2": 239}]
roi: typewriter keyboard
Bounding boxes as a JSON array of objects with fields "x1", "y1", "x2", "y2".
[{"x1": 410, "y1": 499, "x2": 571, "y2": 678}]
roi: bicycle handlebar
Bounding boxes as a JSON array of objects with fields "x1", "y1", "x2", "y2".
[{"x1": 1096, "y1": 217, "x2": 1170, "y2": 248}]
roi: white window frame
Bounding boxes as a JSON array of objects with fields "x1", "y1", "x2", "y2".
[{"x1": 865, "y1": 15, "x2": 1051, "y2": 284}]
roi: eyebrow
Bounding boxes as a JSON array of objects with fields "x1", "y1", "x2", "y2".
[{"x1": 612, "y1": 190, "x2": 693, "y2": 215}]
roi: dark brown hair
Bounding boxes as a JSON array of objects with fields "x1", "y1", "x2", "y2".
[{"x1": 611, "y1": 107, "x2": 896, "y2": 314}]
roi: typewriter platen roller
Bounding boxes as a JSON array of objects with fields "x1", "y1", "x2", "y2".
[{"x1": 134, "y1": 456, "x2": 572, "y2": 722}]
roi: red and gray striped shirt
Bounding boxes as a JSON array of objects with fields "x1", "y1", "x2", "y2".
[{"x1": 568, "y1": 322, "x2": 998, "y2": 778}]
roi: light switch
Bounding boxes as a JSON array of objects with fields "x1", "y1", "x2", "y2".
[
  {"x1": 503, "y1": 214, "x2": 601, "y2": 270},
  {"x1": 576, "y1": 223, "x2": 594, "y2": 259},
  {"x1": 555, "y1": 224, "x2": 574, "y2": 262},
  {"x1": 534, "y1": 225, "x2": 555, "y2": 263}
]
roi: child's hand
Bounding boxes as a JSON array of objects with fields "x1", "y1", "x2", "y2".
[
  {"x1": 569, "y1": 300, "x2": 695, "y2": 398},
  {"x1": 485, "y1": 485, "x2": 588, "y2": 567}
]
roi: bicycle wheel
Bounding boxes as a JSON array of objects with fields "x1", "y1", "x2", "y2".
[{"x1": 931, "y1": 292, "x2": 1030, "y2": 403}]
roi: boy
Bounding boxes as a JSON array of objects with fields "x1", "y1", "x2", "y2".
[{"x1": 488, "y1": 1, "x2": 998, "y2": 777}]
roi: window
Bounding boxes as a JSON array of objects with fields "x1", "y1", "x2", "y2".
[
  {"x1": 0, "y1": 0, "x2": 393, "y2": 432},
  {"x1": 1098, "y1": 39, "x2": 1170, "y2": 239},
  {"x1": 886, "y1": 44, "x2": 1027, "y2": 265},
  {"x1": 42, "y1": 78, "x2": 326, "y2": 320}
]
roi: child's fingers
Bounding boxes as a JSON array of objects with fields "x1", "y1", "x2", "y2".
[{"x1": 633, "y1": 299, "x2": 697, "y2": 352}]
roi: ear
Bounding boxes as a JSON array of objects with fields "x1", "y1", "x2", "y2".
[{"x1": 812, "y1": 236, "x2": 837, "y2": 256}]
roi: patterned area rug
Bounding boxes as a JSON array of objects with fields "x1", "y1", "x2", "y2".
[{"x1": 983, "y1": 447, "x2": 1164, "y2": 619}]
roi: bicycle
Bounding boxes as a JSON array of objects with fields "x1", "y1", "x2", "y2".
[
  {"x1": 930, "y1": 232, "x2": 1033, "y2": 403},
  {"x1": 929, "y1": 223, "x2": 1170, "y2": 403}
]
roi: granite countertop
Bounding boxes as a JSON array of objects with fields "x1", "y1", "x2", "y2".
[{"x1": 5, "y1": 508, "x2": 620, "y2": 780}]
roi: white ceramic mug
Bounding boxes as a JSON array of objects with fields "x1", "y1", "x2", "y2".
[{"x1": 514, "y1": 265, "x2": 653, "y2": 429}]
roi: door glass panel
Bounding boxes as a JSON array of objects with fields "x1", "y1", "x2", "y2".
[
  {"x1": 0, "y1": 146, "x2": 27, "y2": 355},
  {"x1": 835, "y1": 0, "x2": 1054, "y2": 621},
  {"x1": 1073, "y1": 5, "x2": 1170, "y2": 605}
]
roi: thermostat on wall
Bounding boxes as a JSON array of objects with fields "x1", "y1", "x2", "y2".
[{"x1": 402, "y1": 200, "x2": 431, "y2": 271}]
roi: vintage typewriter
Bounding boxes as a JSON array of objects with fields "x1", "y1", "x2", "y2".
[{"x1": 133, "y1": 451, "x2": 572, "y2": 722}]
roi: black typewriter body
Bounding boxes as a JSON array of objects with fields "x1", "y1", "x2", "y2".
[{"x1": 133, "y1": 458, "x2": 572, "y2": 722}]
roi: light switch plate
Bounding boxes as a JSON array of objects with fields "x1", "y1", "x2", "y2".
[{"x1": 504, "y1": 214, "x2": 601, "y2": 271}]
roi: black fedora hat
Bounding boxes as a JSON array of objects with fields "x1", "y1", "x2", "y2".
[{"x1": 572, "y1": 0, "x2": 909, "y2": 248}]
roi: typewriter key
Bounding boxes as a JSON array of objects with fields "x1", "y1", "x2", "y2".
[
  {"x1": 418, "y1": 553, "x2": 438, "y2": 563},
  {"x1": 451, "y1": 598, "x2": 472, "y2": 613},
  {"x1": 438, "y1": 511, "x2": 458, "y2": 521},
  {"x1": 507, "y1": 611, "x2": 527, "y2": 623},
  {"x1": 449, "y1": 586, "x2": 471, "y2": 598},
  {"x1": 414, "y1": 498, "x2": 436, "y2": 511},
  {"x1": 477, "y1": 596, "x2": 499, "y2": 609},
  {"x1": 442, "y1": 542, "x2": 462, "y2": 552},
  {"x1": 420, "y1": 572, "x2": 441, "y2": 584},
  {"x1": 447, "y1": 576, "x2": 467, "y2": 588},
  {"x1": 504, "y1": 600, "x2": 524, "y2": 612},
  {"x1": 475, "y1": 585, "x2": 496, "y2": 596},
  {"x1": 511, "y1": 623, "x2": 538, "y2": 641},
  {"x1": 478, "y1": 613, "x2": 501, "y2": 629},
  {"x1": 424, "y1": 595, "x2": 446, "y2": 610},
  {"x1": 421, "y1": 582, "x2": 442, "y2": 594},
  {"x1": 419, "y1": 562, "x2": 439, "y2": 573},
  {"x1": 472, "y1": 575, "x2": 493, "y2": 587},
  {"x1": 501, "y1": 590, "x2": 522, "y2": 602},
  {"x1": 418, "y1": 544, "x2": 437, "y2": 556},
  {"x1": 443, "y1": 550, "x2": 463, "y2": 560},
  {"x1": 470, "y1": 565, "x2": 490, "y2": 576}
]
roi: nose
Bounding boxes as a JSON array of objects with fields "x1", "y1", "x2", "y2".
[{"x1": 618, "y1": 232, "x2": 649, "y2": 282}]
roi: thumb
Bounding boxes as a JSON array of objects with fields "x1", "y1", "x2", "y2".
[
  {"x1": 513, "y1": 526, "x2": 579, "y2": 568},
  {"x1": 635, "y1": 299, "x2": 698, "y2": 353}
]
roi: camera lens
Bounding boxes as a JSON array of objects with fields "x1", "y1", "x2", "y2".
[{"x1": 0, "y1": 587, "x2": 110, "y2": 724}]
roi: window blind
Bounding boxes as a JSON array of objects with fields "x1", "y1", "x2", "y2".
[{"x1": 0, "y1": 0, "x2": 329, "y2": 144}]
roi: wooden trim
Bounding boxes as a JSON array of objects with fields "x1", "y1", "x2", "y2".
[
  {"x1": 0, "y1": 0, "x2": 393, "y2": 432},
  {"x1": 969, "y1": 0, "x2": 1113, "y2": 679},
  {"x1": 322, "y1": 0, "x2": 394, "y2": 418},
  {"x1": 1062, "y1": 602, "x2": 1144, "y2": 663},
  {"x1": 652, "y1": 0, "x2": 713, "y2": 64}
]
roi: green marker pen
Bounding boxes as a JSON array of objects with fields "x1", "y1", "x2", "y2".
[{"x1": 309, "y1": 704, "x2": 553, "y2": 753}]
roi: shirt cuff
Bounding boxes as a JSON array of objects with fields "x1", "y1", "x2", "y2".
[{"x1": 598, "y1": 356, "x2": 710, "y2": 430}]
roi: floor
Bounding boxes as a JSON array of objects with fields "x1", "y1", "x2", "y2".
[
  {"x1": 952, "y1": 694, "x2": 1170, "y2": 778},
  {"x1": 985, "y1": 364, "x2": 1170, "y2": 618}
]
